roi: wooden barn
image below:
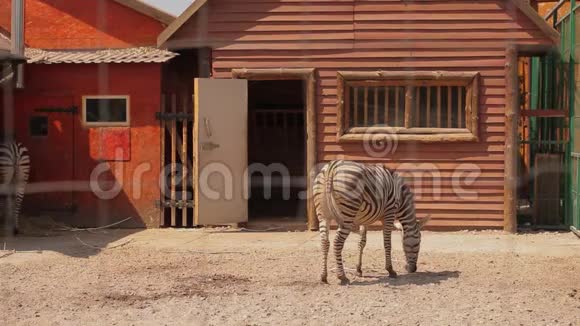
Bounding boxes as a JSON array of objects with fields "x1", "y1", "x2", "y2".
[
  {"x1": 0, "y1": 0, "x2": 176, "y2": 228},
  {"x1": 156, "y1": 0, "x2": 561, "y2": 231}
]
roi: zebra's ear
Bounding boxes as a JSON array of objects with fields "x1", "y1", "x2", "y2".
[{"x1": 418, "y1": 214, "x2": 432, "y2": 230}]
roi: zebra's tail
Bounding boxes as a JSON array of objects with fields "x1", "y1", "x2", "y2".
[
  {"x1": 393, "y1": 214, "x2": 431, "y2": 231},
  {"x1": 324, "y1": 161, "x2": 344, "y2": 222}
]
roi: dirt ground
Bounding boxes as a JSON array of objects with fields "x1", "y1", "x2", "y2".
[{"x1": 1, "y1": 226, "x2": 579, "y2": 326}]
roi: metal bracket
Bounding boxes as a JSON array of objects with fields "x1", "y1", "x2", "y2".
[{"x1": 156, "y1": 199, "x2": 194, "y2": 209}]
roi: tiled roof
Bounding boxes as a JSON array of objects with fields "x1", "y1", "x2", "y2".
[{"x1": 26, "y1": 47, "x2": 178, "y2": 64}]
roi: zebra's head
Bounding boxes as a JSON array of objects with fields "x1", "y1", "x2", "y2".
[{"x1": 396, "y1": 183, "x2": 430, "y2": 273}]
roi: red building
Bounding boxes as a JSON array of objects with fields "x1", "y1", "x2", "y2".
[{"x1": 0, "y1": 0, "x2": 176, "y2": 227}]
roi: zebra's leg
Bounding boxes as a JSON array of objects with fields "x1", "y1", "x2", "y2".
[
  {"x1": 355, "y1": 225, "x2": 367, "y2": 277},
  {"x1": 383, "y1": 222, "x2": 397, "y2": 278},
  {"x1": 12, "y1": 162, "x2": 29, "y2": 236},
  {"x1": 334, "y1": 222, "x2": 353, "y2": 285},
  {"x1": 319, "y1": 218, "x2": 330, "y2": 284}
]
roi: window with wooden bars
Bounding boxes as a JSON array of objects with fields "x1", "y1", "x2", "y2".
[{"x1": 337, "y1": 71, "x2": 480, "y2": 142}]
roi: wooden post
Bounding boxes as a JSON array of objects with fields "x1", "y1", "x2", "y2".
[
  {"x1": 384, "y1": 86, "x2": 389, "y2": 124},
  {"x1": 159, "y1": 94, "x2": 166, "y2": 227},
  {"x1": 426, "y1": 87, "x2": 431, "y2": 127},
  {"x1": 437, "y1": 86, "x2": 442, "y2": 128},
  {"x1": 404, "y1": 86, "x2": 413, "y2": 128},
  {"x1": 448, "y1": 87, "x2": 452, "y2": 127},
  {"x1": 504, "y1": 46, "x2": 519, "y2": 233},
  {"x1": 170, "y1": 94, "x2": 177, "y2": 227},
  {"x1": 363, "y1": 87, "x2": 369, "y2": 125},
  {"x1": 374, "y1": 87, "x2": 379, "y2": 124},
  {"x1": 395, "y1": 87, "x2": 400, "y2": 125},
  {"x1": 181, "y1": 94, "x2": 188, "y2": 227},
  {"x1": 353, "y1": 87, "x2": 359, "y2": 126},
  {"x1": 306, "y1": 72, "x2": 317, "y2": 231}
]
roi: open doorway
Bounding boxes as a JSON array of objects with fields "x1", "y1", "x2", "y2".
[{"x1": 247, "y1": 80, "x2": 307, "y2": 223}]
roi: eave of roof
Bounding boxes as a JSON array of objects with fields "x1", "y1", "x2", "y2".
[
  {"x1": 157, "y1": 0, "x2": 559, "y2": 47},
  {"x1": 25, "y1": 47, "x2": 178, "y2": 64},
  {"x1": 113, "y1": 0, "x2": 175, "y2": 25}
]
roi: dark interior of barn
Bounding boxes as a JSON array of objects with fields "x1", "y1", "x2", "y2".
[{"x1": 247, "y1": 80, "x2": 306, "y2": 222}]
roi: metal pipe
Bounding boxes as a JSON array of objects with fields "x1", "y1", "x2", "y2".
[{"x1": 11, "y1": 0, "x2": 24, "y2": 89}]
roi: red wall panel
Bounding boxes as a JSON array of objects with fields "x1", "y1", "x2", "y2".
[{"x1": 12, "y1": 63, "x2": 162, "y2": 227}]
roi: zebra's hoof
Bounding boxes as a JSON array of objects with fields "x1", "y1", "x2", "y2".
[
  {"x1": 338, "y1": 276, "x2": 350, "y2": 285},
  {"x1": 320, "y1": 275, "x2": 328, "y2": 284},
  {"x1": 387, "y1": 267, "x2": 398, "y2": 278},
  {"x1": 355, "y1": 268, "x2": 363, "y2": 277}
]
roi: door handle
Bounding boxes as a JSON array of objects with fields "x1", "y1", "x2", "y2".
[
  {"x1": 204, "y1": 118, "x2": 212, "y2": 137},
  {"x1": 201, "y1": 142, "x2": 220, "y2": 151}
]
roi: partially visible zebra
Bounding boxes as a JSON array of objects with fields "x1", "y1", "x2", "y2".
[
  {"x1": 313, "y1": 160, "x2": 430, "y2": 285},
  {"x1": 0, "y1": 142, "x2": 30, "y2": 235}
]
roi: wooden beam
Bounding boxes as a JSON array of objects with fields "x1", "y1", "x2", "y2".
[
  {"x1": 339, "y1": 71, "x2": 480, "y2": 81},
  {"x1": 504, "y1": 46, "x2": 519, "y2": 234},
  {"x1": 339, "y1": 133, "x2": 478, "y2": 143},
  {"x1": 232, "y1": 68, "x2": 317, "y2": 80},
  {"x1": 157, "y1": 0, "x2": 209, "y2": 47},
  {"x1": 347, "y1": 126, "x2": 472, "y2": 135},
  {"x1": 509, "y1": 0, "x2": 560, "y2": 44}
]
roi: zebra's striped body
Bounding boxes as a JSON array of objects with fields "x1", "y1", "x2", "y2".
[
  {"x1": 313, "y1": 160, "x2": 425, "y2": 284},
  {"x1": 0, "y1": 142, "x2": 30, "y2": 235}
]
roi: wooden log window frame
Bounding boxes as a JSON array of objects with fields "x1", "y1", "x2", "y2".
[{"x1": 336, "y1": 71, "x2": 480, "y2": 143}]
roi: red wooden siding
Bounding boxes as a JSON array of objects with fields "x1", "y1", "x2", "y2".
[
  {"x1": 0, "y1": 0, "x2": 166, "y2": 48},
  {"x1": 168, "y1": 0, "x2": 554, "y2": 229}
]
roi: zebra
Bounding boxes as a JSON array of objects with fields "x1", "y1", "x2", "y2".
[
  {"x1": 0, "y1": 142, "x2": 30, "y2": 235},
  {"x1": 313, "y1": 160, "x2": 430, "y2": 285}
]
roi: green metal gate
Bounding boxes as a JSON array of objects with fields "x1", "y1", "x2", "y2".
[{"x1": 546, "y1": 0, "x2": 580, "y2": 229}]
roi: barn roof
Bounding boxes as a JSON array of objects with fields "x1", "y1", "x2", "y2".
[
  {"x1": 113, "y1": 0, "x2": 175, "y2": 25},
  {"x1": 157, "y1": 0, "x2": 559, "y2": 47},
  {"x1": 25, "y1": 47, "x2": 178, "y2": 64}
]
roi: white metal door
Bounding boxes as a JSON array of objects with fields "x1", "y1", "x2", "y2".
[{"x1": 194, "y1": 78, "x2": 248, "y2": 225}]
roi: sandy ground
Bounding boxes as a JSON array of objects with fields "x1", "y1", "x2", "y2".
[{"x1": 1, "y1": 227, "x2": 579, "y2": 326}]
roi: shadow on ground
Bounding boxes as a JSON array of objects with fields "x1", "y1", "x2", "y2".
[
  {"x1": 0, "y1": 216, "x2": 142, "y2": 258},
  {"x1": 351, "y1": 270, "x2": 461, "y2": 286}
]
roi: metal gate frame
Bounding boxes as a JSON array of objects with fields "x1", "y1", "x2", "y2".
[{"x1": 546, "y1": 0, "x2": 580, "y2": 229}]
